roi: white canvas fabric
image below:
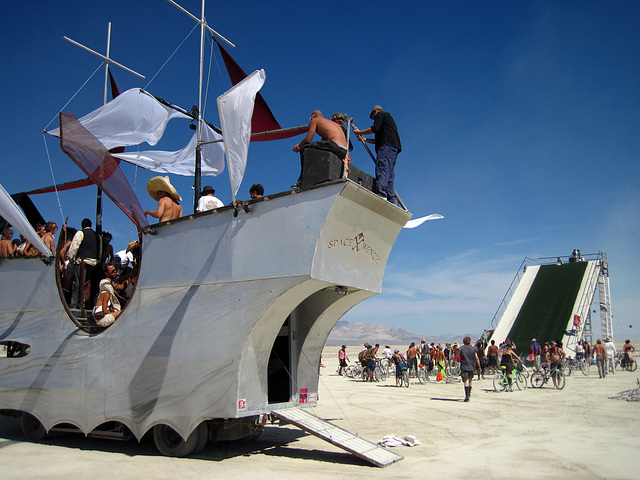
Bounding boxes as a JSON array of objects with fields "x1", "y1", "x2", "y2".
[
  {"x1": 114, "y1": 122, "x2": 225, "y2": 177},
  {"x1": 403, "y1": 213, "x2": 444, "y2": 229},
  {"x1": 217, "y1": 70, "x2": 266, "y2": 198},
  {"x1": 0, "y1": 183, "x2": 52, "y2": 256},
  {"x1": 49, "y1": 88, "x2": 190, "y2": 149},
  {"x1": 49, "y1": 88, "x2": 225, "y2": 177}
]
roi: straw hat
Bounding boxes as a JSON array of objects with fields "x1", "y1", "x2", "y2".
[
  {"x1": 126, "y1": 240, "x2": 140, "y2": 253},
  {"x1": 147, "y1": 176, "x2": 182, "y2": 202}
]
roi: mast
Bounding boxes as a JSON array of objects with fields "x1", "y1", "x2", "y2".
[
  {"x1": 166, "y1": 0, "x2": 235, "y2": 213},
  {"x1": 63, "y1": 24, "x2": 145, "y2": 236}
]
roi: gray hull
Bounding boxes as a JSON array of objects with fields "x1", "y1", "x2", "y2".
[{"x1": 0, "y1": 180, "x2": 409, "y2": 440}]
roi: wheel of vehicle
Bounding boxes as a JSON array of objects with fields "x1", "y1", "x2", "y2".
[
  {"x1": 426, "y1": 369, "x2": 437, "y2": 383},
  {"x1": 493, "y1": 373, "x2": 506, "y2": 392},
  {"x1": 377, "y1": 365, "x2": 388, "y2": 381},
  {"x1": 530, "y1": 371, "x2": 545, "y2": 388},
  {"x1": 516, "y1": 372, "x2": 527, "y2": 390},
  {"x1": 580, "y1": 361, "x2": 590, "y2": 376},
  {"x1": 362, "y1": 366, "x2": 370, "y2": 382},
  {"x1": 192, "y1": 422, "x2": 209, "y2": 454},
  {"x1": 403, "y1": 370, "x2": 410, "y2": 388},
  {"x1": 554, "y1": 371, "x2": 566, "y2": 390},
  {"x1": 153, "y1": 424, "x2": 200, "y2": 457},
  {"x1": 344, "y1": 365, "x2": 356, "y2": 378},
  {"x1": 451, "y1": 364, "x2": 461, "y2": 376},
  {"x1": 417, "y1": 368, "x2": 427, "y2": 385},
  {"x1": 21, "y1": 412, "x2": 47, "y2": 441},
  {"x1": 627, "y1": 360, "x2": 638, "y2": 372}
]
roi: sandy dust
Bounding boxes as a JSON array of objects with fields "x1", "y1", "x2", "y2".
[{"x1": 1, "y1": 344, "x2": 639, "y2": 479}]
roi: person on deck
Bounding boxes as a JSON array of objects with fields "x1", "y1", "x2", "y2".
[
  {"x1": 249, "y1": 184, "x2": 264, "y2": 199},
  {"x1": 292, "y1": 110, "x2": 348, "y2": 188},
  {"x1": 92, "y1": 263, "x2": 123, "y2": 328},
  {"x1": 0, "y1": 228, "x2": 16, "y2": 257},
  {"x1": 68, "y1": 218, "x2": 100, "y2": 309},
  {"x1": 352, "y1": 105, "x2": 401, "y2": 204},
  {"x1": 196, "y1": 185, "x2": 224, "y2": 212},
  {"x1": 144, "y1": 176, "x2": 183, "y2": 222}
]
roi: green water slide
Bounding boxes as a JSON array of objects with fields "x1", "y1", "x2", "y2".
[{"x1": 508, "y1": 262, "x2": 588, "y2": 356}]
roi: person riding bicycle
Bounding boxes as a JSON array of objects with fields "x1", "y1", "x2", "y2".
[
  {"x1": 546, "y1": 341, "x2": 566, "y2": 388},
  {"x1": 623, "y1": 340, "x2": 635, "y2": 368},
  {"x1": 499, "y1": 340, "x2": 521, "y2": 391},
  {"x1": 392, "y1": 349, "x2": 407, "y2": 387}
]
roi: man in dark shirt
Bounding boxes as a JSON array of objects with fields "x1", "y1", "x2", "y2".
[
  {"x1": 352, "y1": 105, "x2": 402, "y2": 204},
  {"x1": 459, "y1": 336, "x2": 481, "y2": 402},
  {"x1": 68, "y1": 218, "x2": 99, "y2": 309}
]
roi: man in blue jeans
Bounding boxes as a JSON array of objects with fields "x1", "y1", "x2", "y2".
[{"x1": 352, "y1": 105, "x2": 402, "y2": 204}]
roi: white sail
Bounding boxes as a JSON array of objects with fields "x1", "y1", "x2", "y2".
[
  {"x1": 217, "y1": 70, "x2": 265, "y2": 197},
  {"x1": 48, "y1": 88, "x2": 226, "y2": 177}
]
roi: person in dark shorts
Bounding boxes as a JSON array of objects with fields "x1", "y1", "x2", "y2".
[
  {"x1": 487, "y1": 339, "x2": 498, "y2": 374},
  {"x1": 459, "y1": 336, "x2": 481, "y2": 402},
  {"x1": 392, "y1": 349, "x2": 406, "y2": 387},
  {"x1": 500, "y1": 341, "x2": 519, "y2": 391}
]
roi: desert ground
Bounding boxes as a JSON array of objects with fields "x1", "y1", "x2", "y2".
[{"x1": 1, "y1": 344, "x2": 639, "y2": 479}]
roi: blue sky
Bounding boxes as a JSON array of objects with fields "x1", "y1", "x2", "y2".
[{"x1": 2, "y1": 1, "x2": 638, "y2": 338}]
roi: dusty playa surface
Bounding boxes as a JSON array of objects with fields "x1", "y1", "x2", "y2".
[{"x1": 1, "y1": 345, "x2": 639, "y2": 479}]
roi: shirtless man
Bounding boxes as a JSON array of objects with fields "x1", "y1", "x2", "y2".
[
  {"x1": 292, "y1": 110, "x2": 348, "y2": 188},
  {"x1": 293, "y1": 110, "x2": 348, "y2": 157},
  {"x1": 42, "y1": 222, "x2": 58, "y2": 254},
  {"x1": 0, "y1": 228, "x2": 16, "y2": 257},
  {"x1": 144, "y1": 176, "x2": 183, "y2": 223}
]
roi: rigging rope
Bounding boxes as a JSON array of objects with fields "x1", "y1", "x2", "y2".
[
  {"x1": 41, "y1": 134, "x2": 65, "y2": 226},
  {"x1": 144, "y1": 23, "x2": 199, "y2": 90},
  {"x1": 43, "y1": 63, "x2": 103, "y2": 132}
]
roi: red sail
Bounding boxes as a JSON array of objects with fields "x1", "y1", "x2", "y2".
[{"x1": 215, "y1": 39, "x2": 307, "y2": 141}]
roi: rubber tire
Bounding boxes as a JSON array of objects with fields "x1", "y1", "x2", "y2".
[
  {"x1": 417, "y1": 368, "x2": 427, "y2": 385},
  {"x1": 493, "y1": 373, "x2": 506, "y2": 392},
  {"x1": 192, "y1": 422, "x2": 209, "y2": 455},
  {"x1": 580, "y1": 361, "x2": 590, "y2": 376},
  {"x1": 554, "y1": 371, "x2": 566, "y2": 390},
  {"x1": 21, "y1": 412, "x2": 47, "y2": 441},
  {"x1": 516, "y1": 372, "x2": 527, "y2": 390},
  {"x1": 153, "y1": 424, "x2": 200, "y2": 457},
  {"x1": 531, "y1": 371, "x2": 545, "y2": 388},
  {"x1": 628, "y1": 360, "x2": 638, "y2": 372},
  {"x1": 403, "y1": 370, "x2": 410, "y2": 388}
]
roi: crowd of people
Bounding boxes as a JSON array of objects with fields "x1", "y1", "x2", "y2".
[{"x1": 336, "y1": 335, "x2": 636, "y2": 400}]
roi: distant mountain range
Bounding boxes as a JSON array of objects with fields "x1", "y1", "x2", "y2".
[{"x1": 326, "y1": 320, "x2": 479, "y2": 347}]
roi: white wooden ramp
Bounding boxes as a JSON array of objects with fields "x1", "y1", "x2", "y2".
[{"x1": 272, "y1": 408, "x2": 403, "y2": 468}]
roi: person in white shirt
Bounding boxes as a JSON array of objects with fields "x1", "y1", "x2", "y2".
[
  {"x1": 197, "y1": 185, "x2": 224, "y2": 212},
  {"x1": 604, "y1": 338, "x2": 617, "y2": 374}
]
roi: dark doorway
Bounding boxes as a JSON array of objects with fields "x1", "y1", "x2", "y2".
[{"x1": 267, "y1": 318, "x2": 291, "y2": 404}]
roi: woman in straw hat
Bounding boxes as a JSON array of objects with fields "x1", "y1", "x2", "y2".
[{"x1": 144, "y1": 176, "x2": 183, "y2": 223}]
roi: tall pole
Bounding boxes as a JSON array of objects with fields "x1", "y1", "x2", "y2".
[
  {"x1": 95, "y1": 22, "x2": 112, "y2": 239},
  {"x1": 193, "y1": 0, "x2": 205, "y2": 213}
]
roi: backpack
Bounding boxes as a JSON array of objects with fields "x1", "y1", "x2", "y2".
[
  {"x1": 358, "y1": 350, "x2": 366, "y2": 362},
  {"x1": 532, "y1": 343, "x2": 540, "y2": 355}
]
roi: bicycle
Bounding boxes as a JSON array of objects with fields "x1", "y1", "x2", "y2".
[
  {"x1": 417, "y1": 363, "x2": 437, "y2": 384},
  {"x1": 609, "y1": 378, "x2": 640, "y2": 401},
  {"x1": 493, "y1": 366, "x2": 527, "y2": 392},
  {"x1": 530, "y1": 364, "x2": 566, "y2": 389},
  {"x1": 565, "y1": 356, "x2": 590, "y2": 376},
  {"x1": 617, "y1": 353, "x2": 638, "y2": 372},
  {"x1": 398, "y1": 365, "x2": 410, "y2": 388},
  {"x1": 345, "y1": 364, "x2": 362, "y2": 378}
]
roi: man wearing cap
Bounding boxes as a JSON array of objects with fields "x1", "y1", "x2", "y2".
[
  {"x1": 337, "y1": 345, "x2": 349, "y2": 376},
  {"x1": 144, "y1": 176, "x2": 183, "y2": 222},
  {"x1": 196, "y1": 185, "x2": 224, "y2": 212},
  {"x1": 352, "y1": 106, "x2": 402, "y2": 204}
]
